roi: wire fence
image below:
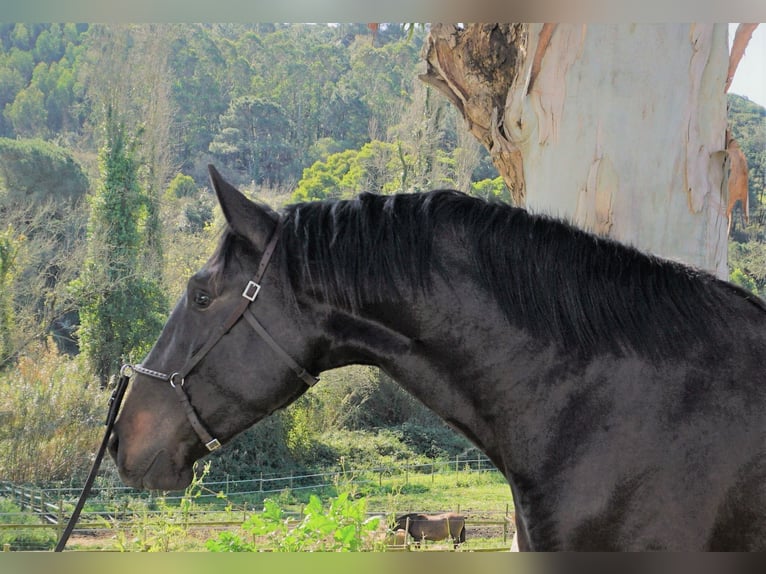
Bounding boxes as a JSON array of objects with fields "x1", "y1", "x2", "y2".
[{"x1": 0, "y1": 454, "x2": 514, "y2": 551}]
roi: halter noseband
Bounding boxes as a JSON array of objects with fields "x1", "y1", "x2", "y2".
[{"x1": 121, "y1": 218, "x2": 318, "y2": 452}]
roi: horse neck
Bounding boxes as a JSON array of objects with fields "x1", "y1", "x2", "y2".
[{"x1": 317, "y1": 271, "x2": 541, "y2": 470}]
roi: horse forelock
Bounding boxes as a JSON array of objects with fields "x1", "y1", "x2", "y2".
[{"x1": 271, "y1": 190, "x2": 761, "y2": 359}]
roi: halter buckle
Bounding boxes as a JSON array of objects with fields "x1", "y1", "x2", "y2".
[
  {"x1": 242, "y1": 281, "x2": 261, "y2": 302},
  {"x1": 205, "y1": 438, "x2": 222, "y2": 451}
]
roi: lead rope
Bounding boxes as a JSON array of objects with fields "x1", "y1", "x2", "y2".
[{"x1": 54, "y1": 366, "x2": 131, "y2": 552}]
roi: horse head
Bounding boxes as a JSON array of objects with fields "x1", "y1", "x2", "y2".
[{"x1": 108, "y1": 166, "x2": 323, "y2": 490}]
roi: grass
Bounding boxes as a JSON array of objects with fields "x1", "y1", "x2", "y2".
[{"x1": 363, "y1": 469, "x2": 512, "y2": 514}]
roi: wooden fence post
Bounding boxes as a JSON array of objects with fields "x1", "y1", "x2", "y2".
[
  {"x1": 503, "y1": 503, "x2": 509, "y2": 543},
  {"x1": 57, "y1": 497, "x2": 65, "y2": 542}
]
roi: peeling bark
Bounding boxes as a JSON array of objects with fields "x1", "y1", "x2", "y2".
[
  {"x1": 421, "y1": 23, "x2": 732, "y2": 277},
  {"x1": 421, "y1": 24, "x2": 528, "y2": 202},
  {"x1": 724, "y1": 24, "x2": 759, "y2": 233},
  {"x1": 575, "y1": 125, "x2": 617, "y2": 236},
  {"x1": 726, "y1": 23, "x2": 759, "y2": 93},
  {"x1": 726, "y1": 133, "x2": 750, "y2": 232}
]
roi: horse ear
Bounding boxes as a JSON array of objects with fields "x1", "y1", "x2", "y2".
[{"x1": 208, "y1": 164, "x2": 278, "y2": 250}]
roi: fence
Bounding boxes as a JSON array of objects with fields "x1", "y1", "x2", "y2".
[{"x1": 0, "y1": 455, "x2": 513, "y2": 551}]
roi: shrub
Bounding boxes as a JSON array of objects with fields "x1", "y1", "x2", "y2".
[
  {"x1": 0, "y1": 341, "x2": 106, "y2": 484},
  {"x1": 0, "y1": 497, "x2": 56, "y2": 550},
  {"x1": 316, "y1": 429, "x2": 426, "y2": 469},
  {"x1": 165, "y1": 173, "x2": 198, "y2": 199},
  {"x1": 730, "y1": 267, "x2": 758, "y2": 295},
  {"x1": 206, "y1": 491, "x2": 382, "y2": 552}
]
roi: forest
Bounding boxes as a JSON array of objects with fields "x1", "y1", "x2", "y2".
[{"x1": 0, "y1": 23, "x2": 764, "y2": 486}]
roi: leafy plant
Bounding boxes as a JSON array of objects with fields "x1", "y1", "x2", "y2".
[
  {"x1": 0, "y1": 497, "x2": 56, "y2": 551},
  {"x1": 112, "y1": 462, "x2": 212, "y2": 552},
  {"x1": 206, "y1": 491, "x2": 382, "y2": 552}
]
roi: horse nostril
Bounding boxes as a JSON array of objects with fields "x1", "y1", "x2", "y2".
[{"x1": 107, "y1": 433, "x2": 119, "y2": 458}]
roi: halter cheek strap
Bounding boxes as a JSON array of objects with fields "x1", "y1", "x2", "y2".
[{"x1": 123, "y1": 217, "x2": 318, "y2": 452}]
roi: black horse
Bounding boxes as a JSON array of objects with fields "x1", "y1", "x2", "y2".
[{"x1": 109, "y1": 165, "x2": 766, "y2": 550}]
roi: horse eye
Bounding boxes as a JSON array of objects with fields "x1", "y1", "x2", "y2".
[{"x1": 193, "y1": 291, "x2": 212, "y2": 309}]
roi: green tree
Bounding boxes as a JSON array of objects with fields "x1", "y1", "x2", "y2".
[
  {"x1": 292, "y1": 140, "x2": 403, "y2": 202},
  {"x1": 343, "y1": 34, "x2": 421, "y2": 139},
  {"x1": 10, "y1": 24, "x2": 31, "y2": 51},
  {"x1": 32, "y1": 23, "x2": 64, "y2": 63},
  {"x1": 0, "y1": 137, "x2": 88, "y2": 205},
  {"x1": 209, "y1": 96, "x2": 294, "y2": 186},
  {"x1": 292, "y1": 148, "x2": 358, "y2": 202},
  {"x1": 167, "y1": 25, "x2": 229, "y2": 172},
  {"x1": 471, "y1": 177, "x2": 510, "y2": 202},
  {"x1": 165, "y1": 173, "x2": 198, "y2": 199},
  {"x1": 71, "y1": 109, "x2": 167, "y2": 382},
  {"x1": 3, "y1": 85, "x2": 47, "y2": 137}
]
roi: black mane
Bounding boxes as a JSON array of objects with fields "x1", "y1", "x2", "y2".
[{"x1": 274, "y1": 190, "x2": 763, "y2": 358}]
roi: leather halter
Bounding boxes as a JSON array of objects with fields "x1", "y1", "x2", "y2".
[{"x1": 122, "y1": 218, "x2": 319, "y2": 452}]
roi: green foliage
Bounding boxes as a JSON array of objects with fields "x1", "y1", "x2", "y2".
[
  {"x1": 209, "y1": 96, "x2": 294, "y2": 186},
  {"x1": 0, "y1": 497, "x2": 56, "y2": 550},
  {"x1": 0, "y1": 225, "x2": 23, "y2": 361},
  {"x1": 729, "y1": 237, "x2": 766, "y2": 292},
  {"x1": 113, "y1": 463, "x2": 212, "y2": 551},
  {"x1": 0, "y1": 341, "x2": 106, "y2": 483},
  {"x1": 729, "y1": 267, "x2": 758, "y2": 295},
  {"x1": 206, "y1": 491, "x2": 382, "y2": 552},
  {"x1": 0, "y1": 24, "x2": 88, "y2": 138},
  {"x1": 206, "y1": 413, "x2": 299, "y2": 479},
  {"x1": 726, "y1": 96, "x2": 766, "y2": 292},
  {"x1": 0, "y1": 137, "x2": 88, "y2": 206},
  {"x1": 72, "y1": 110, "x2": 167, "y2": 380},
  {"x1": 291, "y1": 141, "x2": 404, "y2": 202},
  {"x1": 292, "y1": 148, "x2": 358, "y2": 201},
  {"x1": 396, "y1": 422, "x2": 475, "y2": 460},
  {"x1": 315, "y1": 429, "x2": 430, "y2": 470},
  {"x1": 163, "y1": 173, "x2": 215, "y2": 233},
  {"x1": 728, "y1": 94, "x2": 766, "y2": 207},
  {"x1": 3, "y1": 84, "x2": 47, "y2": 137},
  {"x1": 471, "y1": 177, "x2": 511, "y2": 203},
  {"x1": 165, "y1": 173, "x2": 197, "y2": 199}
]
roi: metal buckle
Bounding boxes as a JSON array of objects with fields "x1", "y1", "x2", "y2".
[
  {"x1": 169, "y1": 372, "x2": 184, "y2": 388},
  {"x1": 242, "y1": 281, "x2": 261, "y2": 302},
  {"x1": 205, "y1": 438, "x2": 222, "y2": 451}
]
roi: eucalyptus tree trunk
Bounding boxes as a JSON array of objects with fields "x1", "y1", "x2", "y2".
[{"x1": 421, "y1": 23, "x2": 731, "y2": 278}]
